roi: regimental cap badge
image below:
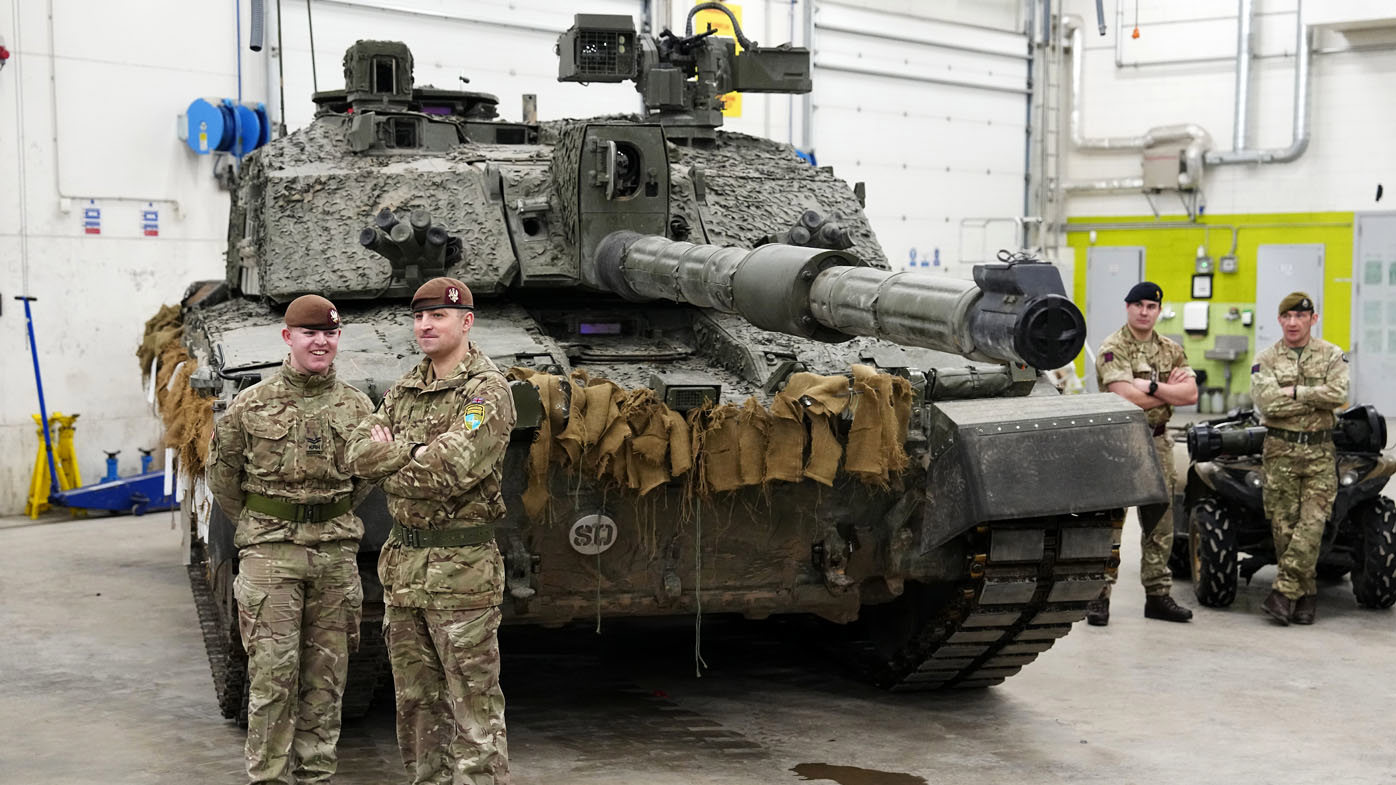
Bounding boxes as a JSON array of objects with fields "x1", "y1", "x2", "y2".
[
  {"x1": 285, "y1": 293, "x2": 341, "y2": 330},
  {"x1": 1278, "y1": 291, "x2": 1315, "y2": 315},
  {"x1": 411, "y1": 277, "x2": 474, "y2": 312}
]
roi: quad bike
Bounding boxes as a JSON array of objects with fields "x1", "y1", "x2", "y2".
[{"x1": 1177, "y1": 405, "x2": 1396, "y2": 609}]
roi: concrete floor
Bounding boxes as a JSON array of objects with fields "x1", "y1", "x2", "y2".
[{"x1": 2, "y1": 508, "x2": 1394, "y2": 785}]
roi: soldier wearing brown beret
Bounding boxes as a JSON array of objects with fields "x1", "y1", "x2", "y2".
[
  {"x1": 346, "y1": 276, "x2": 516, "y2": 784},
  {"x1": 207, "y1": 293, "x2": 374, "y2": 784}
]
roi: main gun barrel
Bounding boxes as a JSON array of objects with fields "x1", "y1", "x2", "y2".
[{"x1": 593, "y1": 232, "x2": 1085, "y2": 369}]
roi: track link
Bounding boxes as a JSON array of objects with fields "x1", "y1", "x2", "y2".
[
  {"x1": 848, "y1": 511, "x2": 1121, "y2": 691},
  {"x1": 187, "y1": 551, "x2": 248, "y2": 722}
]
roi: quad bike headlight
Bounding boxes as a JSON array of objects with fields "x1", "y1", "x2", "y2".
[
  {"x1": 1246, "y1": 471, "x2": 1264, "y2": 489},
  {"x1": 1341, "y1": 470, "x2": 1360, "y2": 487}
]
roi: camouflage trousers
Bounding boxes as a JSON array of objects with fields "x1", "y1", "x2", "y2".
[
  {"x1": 1103, "y1": 431, "x2": 1176, "y2": 598},
  {"x1": 385, "y1": 604, "x2": 509, "y2": 785},
  {"x1": 234, "y1": 540, "x2": 363, "y2": 785},
  {"x1": 1263, "y1": 438, "x2": 1337, "y2": 600}
]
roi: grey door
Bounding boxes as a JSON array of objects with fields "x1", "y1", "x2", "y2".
[
  {"x1": 1353, "y1": 214, "x2": 1396, "y2": 414},
  {"x1": 1255, "y1": 244, "x2": 1325, "y2": 349},
  {"x1": 1085, "y1": 247, "x2": 1144, "y2": 392}
]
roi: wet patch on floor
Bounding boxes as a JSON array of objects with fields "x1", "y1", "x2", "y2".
[{"x1": 791, "y1": 762, "x2": 928, "y2": 785}]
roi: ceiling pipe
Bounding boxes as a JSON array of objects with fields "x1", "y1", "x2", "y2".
[
  {"x1": 1231, "y1": 0, "x2": 1253, "y2": 151},
  {"x1": 1061, "y1": 15, "x2": 1212, "y2": 192},
  {"x1": 1064, "y1": 177, "x2": 1144, "y2": 194},
  {"x1": 1206, "y1": 0, "x2": 1312, "y2": 165}
]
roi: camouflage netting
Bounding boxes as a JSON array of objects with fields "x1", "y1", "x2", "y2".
[
  {"x1": 138, "y1": 306, "x2": 214, "y2": 477},
  {"x1": 507, "y1": 365, "x2": 913, "y2": 522}
]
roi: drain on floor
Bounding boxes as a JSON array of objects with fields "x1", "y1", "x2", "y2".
[{"x1": 790, "y1": 762, "x2": 927, "y2": 785}]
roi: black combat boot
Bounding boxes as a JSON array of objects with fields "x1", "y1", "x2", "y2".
[
  {"x1": 1143, "y1": 594, "x2": 1193, "y2": 622},
  {"x1": 1291, "y1": 594, "x2": 1317, "y2": 625},
  {"x1": 1086, "y1": 595, "x2": 1110, "y2": 626},
  {"x1": 1261, "y1": 589, "x2": 1293, "y2": 626}
]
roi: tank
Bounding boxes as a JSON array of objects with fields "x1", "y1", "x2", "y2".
[{"x1": 149, "y1": 11, "x2": 1168, "y2": 723}]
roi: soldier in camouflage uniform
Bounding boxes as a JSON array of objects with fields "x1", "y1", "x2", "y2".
[
  {"x1": 207, "y1": 294, "x2": 374, "y2": 785},
  {"x1": 1089, "y1": 282, "x2": 1198, "y2": 625},
  {"x1": 345, "y1": 276, "x2": 516, "y2": 785},
  {"x1": 1251, "y1": 291, "x2": 1349, "y2": 625}
]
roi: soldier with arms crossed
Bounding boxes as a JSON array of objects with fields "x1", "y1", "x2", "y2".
[
  {"x1": 1089, "y1": 281, "x2": 1197, "y2": 625},
  {"x1": 346, "y1": 277, "x2": 516, "y2": 785},
  {"x1": 1251, "y1": 291, "x2": 1349, "y2": 625},
  {"x1": 207, "y1": 295, "x2": 374, "y2": 785}
]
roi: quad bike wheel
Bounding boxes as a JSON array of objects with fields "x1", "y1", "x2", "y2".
[
  {"x1": 1190, "y1": 498, "x2": 1238, "y2": 607},
  {"x1": 1352, "y1": 496, "x2": 1396, "y2": 609}
]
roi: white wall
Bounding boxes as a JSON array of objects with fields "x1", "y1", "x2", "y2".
[
  {"x1": 1, "y1": 0, "x2": 235, "y2": 515},
  {"x1": 1062, "y1": 0, "x2": 1396, "y2": 217}
]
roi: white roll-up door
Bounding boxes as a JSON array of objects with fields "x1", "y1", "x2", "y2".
[{"x1": 810, "y1": 3, "x2": 1029, "y2": 275}]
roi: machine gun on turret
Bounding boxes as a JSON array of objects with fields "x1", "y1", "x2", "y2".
[{"x1": 557, "y1": 7, "x2": 811, "y2": 139}]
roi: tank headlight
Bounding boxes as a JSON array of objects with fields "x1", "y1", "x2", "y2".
[
  {"x1": 1246, "y1": 471, "x2": 1264, "y2": 489},
  {"x1": 1340, "y1": 471, "x2": 1359, "y2": 487}
]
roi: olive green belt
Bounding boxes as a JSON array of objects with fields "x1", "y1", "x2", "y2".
[
  {"x1": 391, "y1": 523, "x2": 496, "y2": 548},
  {"x1": 244, "y1": 492, "x2": 353, "y2": 523},
  {"x1": 1266, "y1": 427, "x2": 1332, "y2": 446}
]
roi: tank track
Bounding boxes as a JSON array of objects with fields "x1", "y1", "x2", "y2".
[
  {"x1": 848, "y1": 511, "x2": 1121, "y2": 690},
  {"x1": 187, "y1": 552, "x2": 249, "y2": 723}
]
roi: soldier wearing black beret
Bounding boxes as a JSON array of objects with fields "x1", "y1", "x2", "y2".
[{"x1": 1089, "y1": 281, "x2": 1199, "y2": 625}]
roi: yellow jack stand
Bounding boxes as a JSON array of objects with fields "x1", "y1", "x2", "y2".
[{"x1": 25, "y1": 411, "x2": 84, "y2": 519}]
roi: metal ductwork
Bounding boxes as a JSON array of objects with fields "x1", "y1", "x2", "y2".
[
  {"x1": 1206, "y1": 0, "x2": 1313, "y2": 166},
  {"x1": 1061, "y1": 16, "x2": 1212, "y2": 193}
]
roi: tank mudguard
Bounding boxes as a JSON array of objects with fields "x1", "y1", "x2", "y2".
[{"x1": 920, "y1": 392, "x2": 1166, "y2": 550}]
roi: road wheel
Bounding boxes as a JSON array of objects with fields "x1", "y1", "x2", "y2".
[
  {"x1": 1190, "y1": 498, "x2": 1238, "y2": 607},
  {"x1": 1352, "y1": 497, "x2": 1396, "y2": 609}
]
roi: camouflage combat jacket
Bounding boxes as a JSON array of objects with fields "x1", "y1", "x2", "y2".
[
  {"x1": 345, "y1": 343, "x2": 516, "y2": 610},
  {"x1": 1251, "y1": 338, "x2": 1349, "y2": 431},
  {"x1": 207, "y1": 359, "x2": 374, "y2": 549},
  {"x1": 1096, "y1": 326, "x2": 1194, "y2": 428}
]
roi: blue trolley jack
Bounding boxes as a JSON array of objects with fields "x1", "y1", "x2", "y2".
[{"x1": 17, "y1": 295, "x2": 178, "y2": 516}]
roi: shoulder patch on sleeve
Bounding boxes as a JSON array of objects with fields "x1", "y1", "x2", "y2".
[
  {"x1": 463, "y1": 401, "x2": 487, "y2": 431},
  {"x1": 1250, "y1": 363, "x2": 1260, "y2": 374},
  {"x1": 1101, "y1": 351, "x2": 1114, "y2": 363}
]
